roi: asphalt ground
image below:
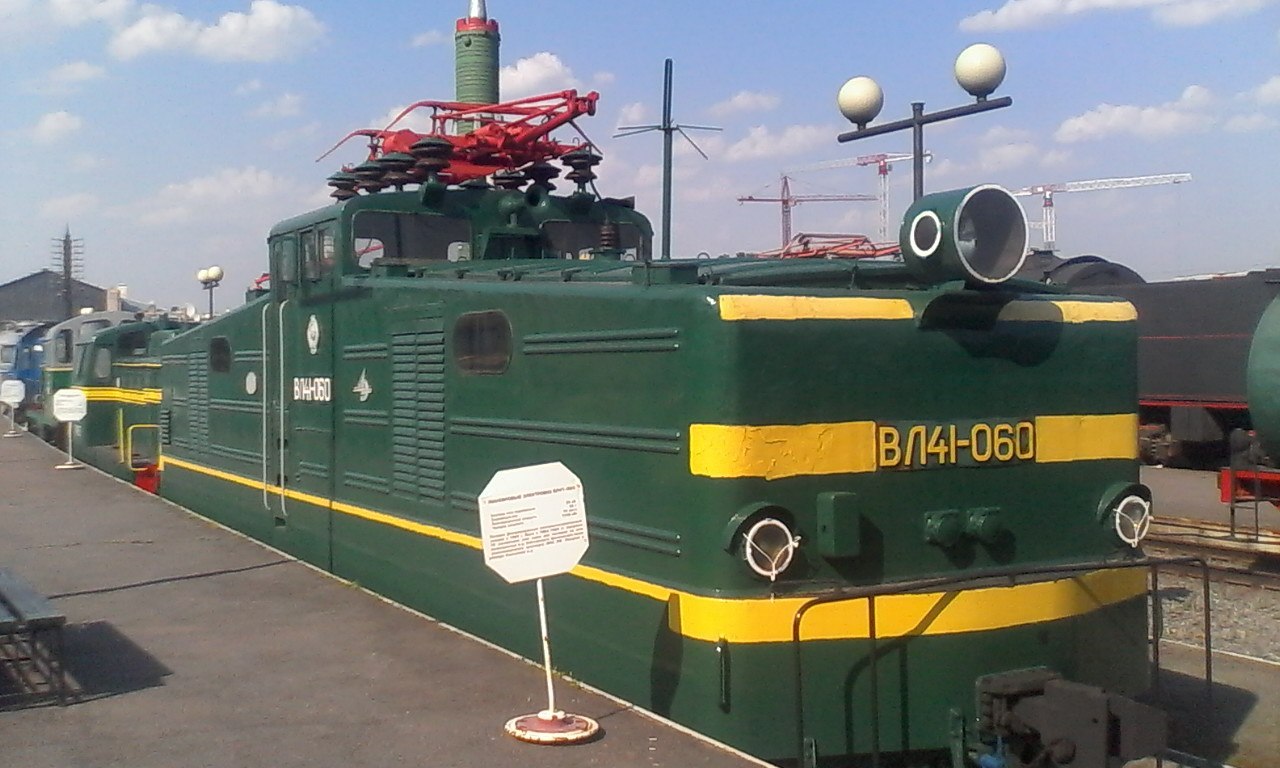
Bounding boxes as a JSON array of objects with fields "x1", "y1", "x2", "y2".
[
  {"x1": 0, "y1": 434, "x2": 763, "y2": 768},
  {"x1": 1142, "y1": 465, "x2": 1280, "y2": 531},
  {"x1": 0, "y1": 433, "x2": 1274, "y2": 767}
]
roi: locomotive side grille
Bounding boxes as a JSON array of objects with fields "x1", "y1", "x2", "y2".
[
  {"x1": 390, "y1": 326, "x2": 446, "y2": 502},
  {"x1": 186, "y1": 351, "x2": 209, "y2": 451}
]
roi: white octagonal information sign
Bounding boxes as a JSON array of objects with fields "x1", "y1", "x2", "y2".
[
  {"x1": 51, "y1": 388, "x2": 88, "y2": 423},
  {"x1": 479, "y1": 462, "x2": 588, "y2": 584},
  {"x1": 0, "y1": 380, "x2": 24, "y2": 407}
]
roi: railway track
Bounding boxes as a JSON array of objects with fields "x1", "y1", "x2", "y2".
[{"x1": 1146, "y1": 515, "x2": 1280, "y2": 590}]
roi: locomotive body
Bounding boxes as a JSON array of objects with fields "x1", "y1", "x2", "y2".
[
  {"x1": 27, "y1": 311, "x2": 137, "y2": 440},
  {"x1": 71, "y1": 317, "x2": 193, "y2": 484},
  {"x1": 139, "y1": 174, "x2": 1158, "y2": 764}
]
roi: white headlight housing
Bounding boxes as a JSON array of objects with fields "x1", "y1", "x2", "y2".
[
  {"x1": 743, "y1": 517, "x2": 801, "y2": 582},
  {"x1": 1113, "y1": 495, "x2": 1152, "y2": 548}
]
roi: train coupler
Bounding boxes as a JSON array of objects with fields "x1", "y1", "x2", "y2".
[{"x1": 974, "y1": 667, "x2": 1165, "y2": 767}]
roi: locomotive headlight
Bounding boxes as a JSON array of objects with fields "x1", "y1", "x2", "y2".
[
  {"x1": 1112, "y1": 495, "x2": 1152, "y2": 548},
  {"x1": 1096, "y1": 482, "x2": 1153, "y2": 549},
  {"x1": 742, "y1": 517, "x2": 801, "y2": 582}
]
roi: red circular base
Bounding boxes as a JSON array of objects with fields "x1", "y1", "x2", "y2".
[{"x1": 504, "y1": 712, "x2": 600, "y2": 745}]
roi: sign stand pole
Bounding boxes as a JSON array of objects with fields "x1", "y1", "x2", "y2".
[
  {"x1": 56, "y1": 422, "x2": 83, "y2": 470},
  {"x1": 535, "y1": 578, "x2": 560, "y2": 719},
  {"x1": 3, "y1": 405, "x2": 21, "y2": 438}
]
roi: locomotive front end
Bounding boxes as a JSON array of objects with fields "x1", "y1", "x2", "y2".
[{"x1": 680, "y1": 185, "x2": 1163, "y2": 766}]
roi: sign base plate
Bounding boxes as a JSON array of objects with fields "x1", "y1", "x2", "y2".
[
  {"x1": 55, "y1": 462, "x2": 84, "y2": 471},
  {"x1": 504, "y1": 711, "x2": 600, "y2": 745}
]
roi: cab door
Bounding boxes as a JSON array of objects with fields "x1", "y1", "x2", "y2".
[{"x1": 264, "y1": 225, "x2": 338, "y2": 566}]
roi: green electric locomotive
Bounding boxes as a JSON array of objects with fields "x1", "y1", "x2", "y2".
[
  {"x1": 72, "y1": 315, "x2": 195, "y2": 488},
  {"x1": 140, "y1": 120, "x2": 1163, "y2": 764}
]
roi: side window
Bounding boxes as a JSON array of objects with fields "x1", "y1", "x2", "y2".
[
  {"x1": 319, "y1": 228, "x2": 336, "y2": 275},
  {"x1": 273, "y1": 237, "x2": 298, "y2": 285},
  {"x1": 54, "y1": 329, "x2": 73, "y2": 364},
  {"x1": 301, "y1": 230, "x2": 319, "y2": 282},
  {"x1": 93, "y1": 347, "x2": 112, "y2": 382},
  {"x1": 209, "y1": 337, "x2": 232, "y2": 373},
  {"x1": 453, "y1": 311, "x2": 512, "y2": 375}
]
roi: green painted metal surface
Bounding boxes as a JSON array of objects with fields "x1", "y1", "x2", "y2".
[
  {"x1": 1248, "y1": 296, "x2": 1280, "y2": 457},
  {"x1": 55, "y1": 179, "x2": 1151, "y2": 765}
]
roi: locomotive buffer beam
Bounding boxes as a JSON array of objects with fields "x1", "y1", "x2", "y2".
[{"x1": 977, "y1": 667, "x2": 1166, "y2": 767}]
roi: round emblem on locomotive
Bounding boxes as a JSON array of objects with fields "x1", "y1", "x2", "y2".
[
  {"x1": 245, "y1": 371, "x2": 258, "y2": 395},
  {"x1": 306, "y1": 315, "x2": 320, "y2": 355}
]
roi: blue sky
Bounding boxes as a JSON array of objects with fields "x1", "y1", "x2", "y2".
[{"x1": 1, "y1": 0, "x2": 1278, "y2": 309}]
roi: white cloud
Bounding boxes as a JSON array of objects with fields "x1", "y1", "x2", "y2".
[
  {"x1": 235, "y1": 79, "x2": 264, "y2": 96},
  {"x1": 709, "y1": 91, "x2": 781, "y2": 118},
  {"x1": 109, "y1": 1, "x2": 323, "y2": 62},
  {"x1": 981, "y1": 125, "x2": 1034, "y2": 143},
  {"x1": 724, "y1": 124, "x2": 833, "y2": 162},
  {"x1": 40, "y1": 192, "x2": 99, "y2": 219},
  {"x1": 375, "y1": 104, "x2": 433, "y2": 133},
  {"x1": 1041, "y1": 148, "x2": 1073, "y2": 166},
  {"x1": 252, "y1": 92, "x2": 303, "y2": 119},
  {"x1": 961, "y1": 0, "x2": 1275, "y2": 31},
  {"x1": 71, "y1": 153, "x2": 106, "y2": 171},
  {"x1": 978, "y1": 142, "x2": 1039, "y2": 172},
  {"x1": 1245, "y1": 74, "x2": 1280, "y2": 104},
  {"x1": 1152, "y1": 0, "x2": 1272, "y2": 25},
  {"x1": 267, "y1": 122, "x2": 322, "y2": 151},
  {"x1": 39, "y1": 60, "x2": 106, "y2": 93},
  {"x1": 32, "y1": 111, "x2": 84, "y2": 144},
  {"x1": 616, "y1": 102, "x2": 648, "y2": 127},
  {"x1": 1224, "y1": 113, "x2": 1278, "y2": 132},
  {"x1": 1055, "y1": 85, "x2": 1215, "y2": 142},
  {"x1": 500, "y1": 52, "x2": 580, "y2": 100},
  {"x1": 137, "y1": 166, "x2": 298, "y2": 226},
  {"x1": 411, "y1": 29, "x2": 444, "y2": 47},
  {"x1": 49, "y1": 0, "x2": 135, "y2": 26}
]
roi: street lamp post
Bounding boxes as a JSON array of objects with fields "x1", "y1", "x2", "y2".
[
  {"x1": 836, "y1": 44, "x2": 1012, "y2": 202},
  {"x1": 197, "y1": 265, "x2": 223, "y2": 318}
]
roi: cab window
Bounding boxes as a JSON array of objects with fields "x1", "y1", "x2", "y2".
[
  {"x1": 301, "y1": 230, "x2": 319, "y2": 281},
  {"x1": 542, "y1": 221, "x2": 647, "y2": 261},
  {"x1": 54, "y1": 329, "x2": 73, "y2": 364},
  {"x1": 353, "y1": 211, "x2": 471, "y2": 270},
  {"x1": 93, "y1": 348, "x2": 112, "y2": 382},
  {"x1": 273, "y1": 237, "x2": 298, "y2": 285}
]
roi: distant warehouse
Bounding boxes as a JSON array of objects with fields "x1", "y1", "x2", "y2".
[{"x1": 0, "y1": 269, "x2": 145, "y2": 325}]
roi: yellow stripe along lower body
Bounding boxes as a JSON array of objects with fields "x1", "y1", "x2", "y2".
[
  {"x1": 159, "y1": 454, "x2": 1146, "y2": 644},
  {"x1": 78, "y1": 386, "x2": 163, "y2": 405},
  {"x1": 689, "y1": 413, "x2": 1137, "y2": 480}
]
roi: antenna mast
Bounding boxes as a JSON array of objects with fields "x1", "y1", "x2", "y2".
[{"x1": 615, "y1": 59, "x2": 721, "y2": 260}]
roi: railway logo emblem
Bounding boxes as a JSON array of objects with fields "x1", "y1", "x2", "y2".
[
  {"x1": 353, "y1": 369, "x2": 373, "y2": 402},
  {"x1": 306, "y1": 315, "x2": 320, "y2": 355},
  {"x1": 244, "y1": 371, "x2": 258, "y2": 396}
]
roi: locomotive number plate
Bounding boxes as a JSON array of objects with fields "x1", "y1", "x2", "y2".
[
  {"x1": 877, "y1": 419, "x2": 1034, "y2": 470},
  {"x1": 293, "y1": 376, "x2": 332, "y2": 402}
]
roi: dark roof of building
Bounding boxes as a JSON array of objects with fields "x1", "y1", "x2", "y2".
[{"x1": 0, "y1": 269, "x2": 146, "y2": 324}]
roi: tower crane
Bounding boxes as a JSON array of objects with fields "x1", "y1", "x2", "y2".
[
  {"x1": 1013, "y1": 173, "x2": 1192, "y2": 250},
  {"x1": 738, "y1": 175, "x2": 875, "y2": 249},
  {"x1": 788, "y1": 151, "x2": 932, "y2": 240}
]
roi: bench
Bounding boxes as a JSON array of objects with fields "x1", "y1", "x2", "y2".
[{"x1": 0, "y1": 568, "x2": 67, "y2": 704}]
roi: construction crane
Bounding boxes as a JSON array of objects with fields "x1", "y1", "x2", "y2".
[
  {"x1": 737, "y1": 175, "x2": 875, "y2": 249},
  {"x1": 1013, "y1": 173, "x2": 1192, "y2": 250},
  {"x1": 788, "y1": 151, "x2": 931, "y2": 240}
]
